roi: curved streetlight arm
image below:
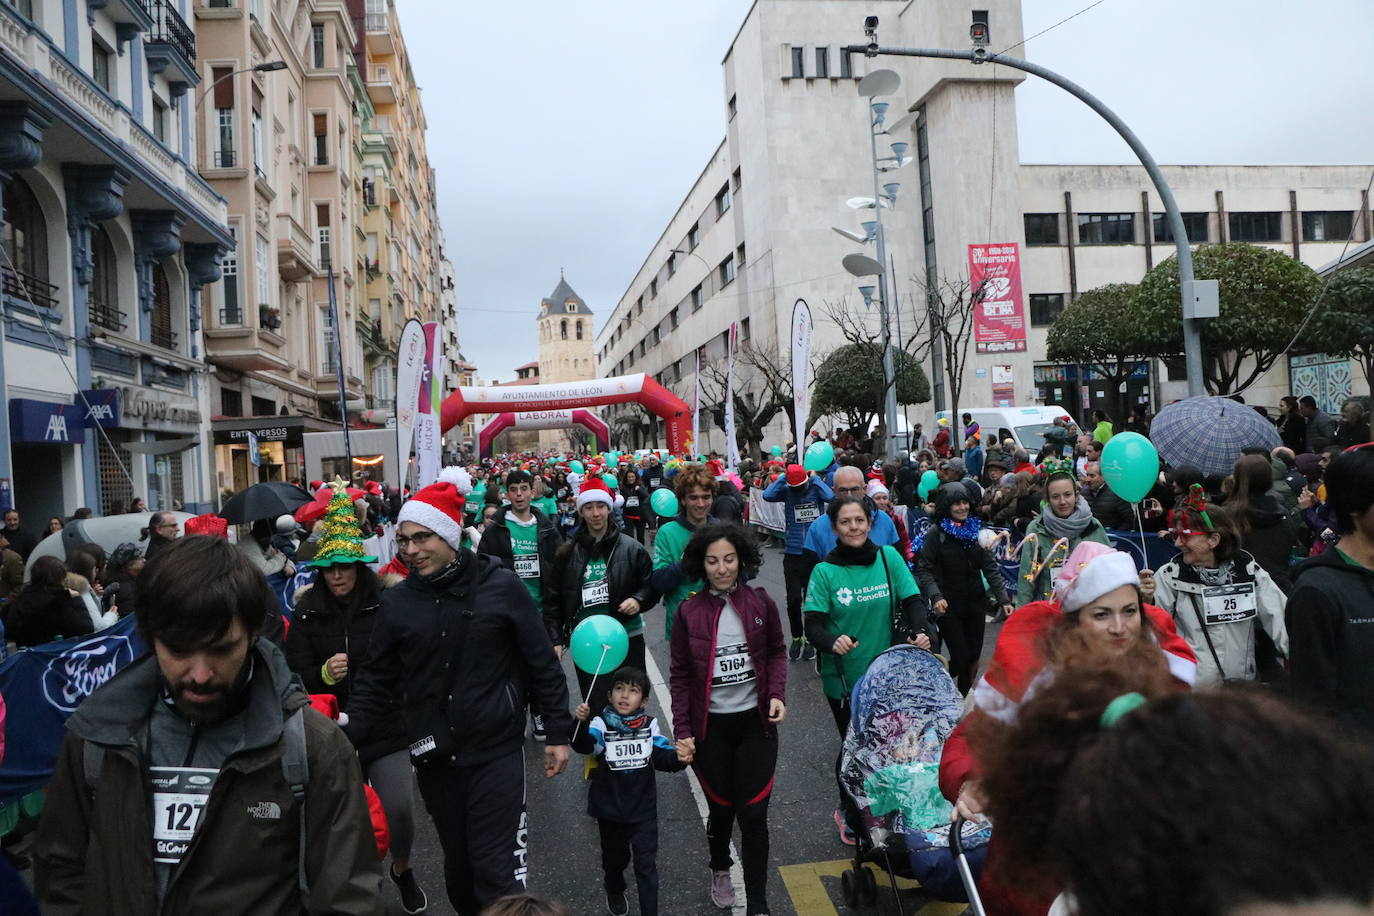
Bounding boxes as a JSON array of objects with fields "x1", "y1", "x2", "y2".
[
  {"x1": 194, "y1": 61, "x2": 287, "y2": 110},
  {"x1": 845, "y1": 44, "x2": 1205, "y2": 397}
]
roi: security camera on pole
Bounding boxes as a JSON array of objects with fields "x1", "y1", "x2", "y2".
[{"x1": 836, "y1": 68, "x2": 912, "y2": 460}]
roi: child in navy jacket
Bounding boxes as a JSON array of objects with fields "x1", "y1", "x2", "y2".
[{"x1": 572, "y1": 666, "x2": 690, "y2": 916}]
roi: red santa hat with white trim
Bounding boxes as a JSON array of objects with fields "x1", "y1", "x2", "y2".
[
  {"x1": 575, "y1": 477, "x2": 615, "y2": 510},
  {"x1": 397, "y1": 466, "x2": 473, "y2": 551}
]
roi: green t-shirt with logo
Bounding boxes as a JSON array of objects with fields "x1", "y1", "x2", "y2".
[
  {"x1": 533, "y1": 496, "x2": 558, "y2": 520},
  {"x1": 652, "y1": 519, "x2": 701, "y2": 641},
  {"x1": 803, "y1": 545, "x2": 920, "y2": 699},
  {"x1": 579, "y1": 555, "x2": 644, "y2": 636},
  {"x1": 506, "y1": 516, "x2": 542, "y2": 609}
]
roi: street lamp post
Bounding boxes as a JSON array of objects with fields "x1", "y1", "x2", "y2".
[
  {"x1": 194, "y1": 60, "x2": 287, "y2": 110},
  {"x1": 845, "y1": 25, "x2": 1212, "y2": 398}
]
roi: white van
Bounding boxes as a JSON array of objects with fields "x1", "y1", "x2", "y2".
[{"x1": 934, "y1": 406, "x2": 1075, "y2": 452}]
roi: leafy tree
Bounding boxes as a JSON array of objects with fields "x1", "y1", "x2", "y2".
[
  {"x1": 1135, "y1": 243, "x2": 1322, "y2": 394},
  {"x1": 1305, "y1": 267, "x2": 1374, "y2": 391},
  {"x1": 811, "y1": 342, "x2": 930, "y2": 435},
  {"x1": 1046, "y1": 283, "x2": 1154, "y2": 423}
]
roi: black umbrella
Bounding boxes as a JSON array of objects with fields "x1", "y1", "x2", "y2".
[{"x1": 218, "y1": 481, "x2": 315, "y2": 524}]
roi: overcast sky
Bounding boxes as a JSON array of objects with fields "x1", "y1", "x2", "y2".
[{"x1": 397, "y1": 0, "x2": 1374, "y2": 383}]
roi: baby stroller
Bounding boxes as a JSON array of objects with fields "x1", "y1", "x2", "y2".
[{"x1": 836, "y1": 645, "x2": 991, "y2": 913}]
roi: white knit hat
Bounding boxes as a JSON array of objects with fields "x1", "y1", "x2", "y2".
[
  {"x1": 397, "y1": 466, "x2": 473, "y2": 551},
  {"x1": 1054, "y1": 541, "x2": 1139, "y2": 612},
  {"x1": 866, "y1": 479, "x2": 889, "y2": 499}
]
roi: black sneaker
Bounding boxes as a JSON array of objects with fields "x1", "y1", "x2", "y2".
[
  {"x1": 606, "y1": 890, "x2": 629, "y2": 916},
  {"x1": 531, "y1": 713, "x2": 546, "y2": 742},
  {"x1": 391, "y1": 864, "x2": 427, "y2": 914},
  {"x1": 802, "y1": 640, "x2": 817, "y2": 661},
  {"x1": 788, "y1": 637, "x2": 803, "y2": 661}
]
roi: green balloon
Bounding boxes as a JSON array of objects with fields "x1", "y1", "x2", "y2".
[
  {"x1": 570, "y1": 460, "x2": 585, "y2": 474},
  {"x1": 1100, "y1": 431, "x2": 1159, "y2": 503},
  {"x1": 602, "y1": 473, "x2": 619, "y2": 489},
  {"x1": 803, "y1": 440, "x2": 835, "y2": 472},
  {"x1": 917, "y1": 469, "x2": 939, "y2": 501},
  {"x1": 770, "y1": 445, "x2": 783, "y2": 457},
  {"x1": 570, "y1": 615, "x2": 629, "y2": 675},
  {"x1": 649, "y1": 488, "x2": 679, "y2": 518}
]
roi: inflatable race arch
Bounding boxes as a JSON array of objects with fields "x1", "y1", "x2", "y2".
[
  {"x1": 476, "y1": 409, "x2": 610, "y2": 458},
  {"x1": 441, "y1": 373, "x2": 693, "y2": 454}
]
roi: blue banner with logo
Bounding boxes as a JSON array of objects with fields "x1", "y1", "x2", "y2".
[
  {"x1": 0, "y1": 617, "x2": 145, "y2": 803},
  {"x1": 8, "y1": 398, "x2": 85, "y2": 444},
  {"x1": 80, "y1": 388, "x2": 121, "y2": 428}
]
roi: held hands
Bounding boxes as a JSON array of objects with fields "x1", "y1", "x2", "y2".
[
  {"x1": 554, "y1": 645, "x2": 565, "y2": 661},
  {"x1": 325, "y1": 653, "x2": 349, "y2": 681},
  {"x1": 545, "y1": 743, "x2": 569, "y2": 778},
  {"x1": 933, "y1": 599, "x2": 949, "y2": 616},
  {"x1": 768, "y1": 698, "x2": 786, "y2": 723},
  {"x1": 618, "y1": 597, "x2": 642, "y2": 616},
  {"x1": 1138, "y1": 569, "x2": 1156, "y2": 603},
  {"x1": 574, "y1": 702, "x2": 591, "y2": 722},
  {"x1": 833, "y1": 635, "x2": 858, "y2": 656},
  {"x1": 675, "y1": 738, "x2": 695, "y2": 763}
]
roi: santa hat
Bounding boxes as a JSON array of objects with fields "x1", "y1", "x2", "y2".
[
  {"x1": 397, "y1": 466, "x2": 473, "y2": 551},
  {"x1": 866, "y1": 479, "x2": 889, "y2": 499},
  {"x1": 185, "y1": 514, "x2": 228, "y2": 538},
  {"x1": 785, "y1": 464, "x2": 807, "y2": 487},
  {"x1": 575, "y1": 477, "x2": 615, "y2": 510},
  {"x1": 1054, "y1": 541, "x2": 1139, "y2": 613},
  {"x1": 707, "y1": 459, "x2": 726, "y2": 481}
]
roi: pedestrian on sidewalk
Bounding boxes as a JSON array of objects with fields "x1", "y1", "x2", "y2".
[
  {"x1": 571, "y1": 667, "x2": 690, "y2": 916},
  {"x1": 670, "y1": 523, "x2": 787, "y2": 916}
]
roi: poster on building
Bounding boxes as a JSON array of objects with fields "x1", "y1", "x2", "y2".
[
  {"x1": 991, "y1": 364, "x2": 1015, "y2": 407},
  {"x1": 968, "y1": 243, "x2": 1027, "y2": 354}
]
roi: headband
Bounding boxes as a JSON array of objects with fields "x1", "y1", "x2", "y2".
[{"x1": 1100, "y1": 692, "x2": 1147, "y2": 729}]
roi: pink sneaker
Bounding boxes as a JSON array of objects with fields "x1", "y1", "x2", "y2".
[{"x1": 834, "y1": 808, "x2": 857, "y2": 846}]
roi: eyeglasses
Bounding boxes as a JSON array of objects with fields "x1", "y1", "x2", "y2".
[
  {"x1": 1161, "y1": 527, "x2": 1201, "y2": 540},
  {"x1": 834, "y1": 486, "x2": 865, "y2": 496},
  {"x1": 395, "y1": 531, "x2": 437, "y2": 549}
]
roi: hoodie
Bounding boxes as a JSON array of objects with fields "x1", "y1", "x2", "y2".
[{"x1": 1286, "y1": 548, "x2": 1374, "y2": 734}]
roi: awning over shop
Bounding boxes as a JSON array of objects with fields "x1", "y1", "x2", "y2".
[{"x1": 125, "y1": 437, "x2": 199, "y2": 455}]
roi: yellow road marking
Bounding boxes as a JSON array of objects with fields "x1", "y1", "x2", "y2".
[{"x1": 778, "y1": 858, "x2": 968, "y2": 915}]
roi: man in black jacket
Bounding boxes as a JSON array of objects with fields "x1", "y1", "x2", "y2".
[
  {"x1": 1081, "y1": 460, "x2": 1136, "y2": 531},
  {"x1": 1286, "y1": 448, "x2": 1374, "y2": 735},
  {"x1": 347, "y1": 469, "x2": 572, "y2": 916},
  {"x1": 479, "y1": 469, "x2": 563, "y2": 739}
]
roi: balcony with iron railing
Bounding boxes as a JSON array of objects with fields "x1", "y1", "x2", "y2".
[
  {"x1": 364, "y1": 9, "x2": 393, "y2": 54},
  {"x1": 212, "y1": 149, "x2": 237, "y2": 168},
  {"x1": 145, "y1": 0, "x2": 198, "y2": 86},
  {"x1": 150, "y1": 322, "x2": 178, "y2": 350},
  {"x1": 89, "y1": 297, "x2": 128, "y2": 332},
  {"x1": 1, "y1": 265, "x2": 59, "y2": 312}
]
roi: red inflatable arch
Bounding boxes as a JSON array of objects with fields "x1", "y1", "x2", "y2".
[
  {"x1": 441, "y1": 373, "x2": 693, "y2": 454},
  {"x1": 477, "y1": 409, "x2": 610, "y2": 459}
]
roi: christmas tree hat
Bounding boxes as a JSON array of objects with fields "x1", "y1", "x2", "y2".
[{"x1": 307, "y1": 477, "x2": 377, "y2": 567}]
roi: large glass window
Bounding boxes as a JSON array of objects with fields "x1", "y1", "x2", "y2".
[
  {"x1": 1077, "y1": 213, "x2": 1135, "y2": 245},
  {"x1": 715, "y1": 184, "x2": 731, "y2": 218},
  {"x1": 1029, "y1": 293, "x2": 1065, "y2": 327},
  {"x1": 89, "y1": 226, "x2": 123, "y2": 331},
  {"x1": 718, "y1": 256, "x2": 735, "y2": 287},
  {"x1": 149, "y1": 264, "x2": 175, "y2": 350},
  {"x1": 220, "y1": 225, "x2": 240, "y2": 324},
  {"x1": 1023, "y1": 213, "x2": 1059, "y2": 245},
  {"x1": 1228, "y1": 211, "x2": 1282, "y2": 242},
  {"x1": 1152, "y1": 212, "x2": 1209, "y2": 243},
  {"x1": 790, "y1": 46, "x2": 804, "y2": 78},
  {"x1": 1302, "y1": 210, "x2": 1354, "y2": 242},
  {"x1": 1, "y1": 176, "x2": 54, "y2": 308},
  {"x1": 311, "y1": 24, "x2": 325, "y2": 68}
]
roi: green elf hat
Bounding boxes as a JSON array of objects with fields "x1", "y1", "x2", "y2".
[{"x1": 307, "y1": 478, "x2": 378, "y2": 567}]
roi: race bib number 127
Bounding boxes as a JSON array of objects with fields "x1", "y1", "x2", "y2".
[{"x1": 150, "y1": 767, "x2": 218, "y2": 865}]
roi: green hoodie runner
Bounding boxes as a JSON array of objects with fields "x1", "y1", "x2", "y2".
[{"x1": 652, "y1": 518, "x2": 702, "y2": 641}]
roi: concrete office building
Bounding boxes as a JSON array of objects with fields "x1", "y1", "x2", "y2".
[
  {"x1": 596, "y1": 0, "x2": 1371, "y2": 453},
  {"x1": 0, "y1": 0, "x2": 232, "y2": 520}
]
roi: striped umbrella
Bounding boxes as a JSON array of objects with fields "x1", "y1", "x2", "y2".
[{"x1": 1149, "y1": 396, "x2": 1281, "y2": 477}]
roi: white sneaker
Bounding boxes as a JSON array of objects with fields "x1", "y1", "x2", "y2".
[{"x1": 710, "y1": 869, "x2": 735, "y2": 909}]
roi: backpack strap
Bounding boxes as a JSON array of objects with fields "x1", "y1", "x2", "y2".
[{"x1": 280, "y1": 706, "x2": 310, "y2": 898}]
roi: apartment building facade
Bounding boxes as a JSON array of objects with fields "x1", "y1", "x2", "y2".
[
  {"x1": 597, "y1": 0, "x2": 1371, "y2": 454},
  {"x1": 0, "y1": 0, "x2": 233, "y2": 521},
  {"x1": 194, "y1": 0, "x2": 450, "y2": 492}
]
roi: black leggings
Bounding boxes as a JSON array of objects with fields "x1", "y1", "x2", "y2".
[
  {"x1": 694, "y1": 710, "x2": 777, "y2": 911},
  {"x1": 623, "y1": 516, "x2": 646, "y2": 543},
  {"x1": 937, "y1": 604, "x2": 986, "y2": 695},
  {"x1": 781, "y1": 554, "x2": 811, "y2": 640}
]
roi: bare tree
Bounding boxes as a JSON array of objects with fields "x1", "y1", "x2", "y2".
[
  {"x1": 901, "y1": 275, "x2": 987, "y2": 456},
  {"x1": 697, "y1": 341, "x2": 796, "y2": 461},
  {"x1": 818, "y1": 295, "x2": 933, "y2": 445}
]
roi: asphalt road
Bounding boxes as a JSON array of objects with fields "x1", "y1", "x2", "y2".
[{"x1": 381, "y1": 538, "x2": 994, "y2": 916}]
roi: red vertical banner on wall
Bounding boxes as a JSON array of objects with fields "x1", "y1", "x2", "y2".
[{"x1": 968, "y1": 242, "x2": 1027, "y2": 354}]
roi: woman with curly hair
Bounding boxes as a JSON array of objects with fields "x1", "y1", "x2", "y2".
[
  {"x1": 939, "y1": 540, "x2": 1194, "y2": 915},
  {"x1": 670, "y1": 523, "x2": 787, "y2": 915},
  {"x1": 651, "y1": 463, "x2": 719, "y2": 641},
  {"x1": 973, "y1": 668, "x2": 1374, "y2": 916},
  {"x1": 1015, "y1": 464, "x2": 1110, "y2": 606}
]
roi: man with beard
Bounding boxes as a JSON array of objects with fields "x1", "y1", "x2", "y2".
[{"x1": 35, "y1": 535, "x2": 382, "y2": 915}]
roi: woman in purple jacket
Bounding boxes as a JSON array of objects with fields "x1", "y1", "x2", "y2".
[{"x1": 670, "y1": 523, "x2": 787, "y2": 916}]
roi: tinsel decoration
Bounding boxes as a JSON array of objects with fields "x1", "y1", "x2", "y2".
[{"x1": 309, "y1": 477, "x2": 377, "y2": 567}]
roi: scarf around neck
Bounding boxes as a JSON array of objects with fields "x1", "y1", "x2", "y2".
[
  {"x1": 1039, "y1": 496, "x2": 1095, "y2": 540},
  {"x1": 824, "y1": 540, "x2": 879, "y2": 566},
  {"x1": 940, "y1": 515, "x2": 982, "y2": 542},
  {"x1": 601, "y1": 705, "x2": 649, "y2": 734},
  {"x1": 1195, "y1": 560, "x2": 1235, "y2": 587}
]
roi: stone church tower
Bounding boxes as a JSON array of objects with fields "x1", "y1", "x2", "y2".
[{"x1": 536, "y1": 275, "x2": 595, "y2": 451}]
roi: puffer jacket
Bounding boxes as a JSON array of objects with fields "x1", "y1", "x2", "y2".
[
  {"x1": 1155, "y1": 549, "x2": 1289, "y2": 687},
  {"x1": 1287, "y1": 549, "x2": 1374, "y2": 734},
  {"x1": 669, "y1": 585, "x2": 788, "y2": 742},
  {"x1": 553, "y1": 525, "x2": 655, "y2": 644},
  {"x1": 34, "y1": 640, "x2": 383, "y2": 915},
  {"x1": 284, "y1": 580, "x2": 406, "y2": 765}
]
